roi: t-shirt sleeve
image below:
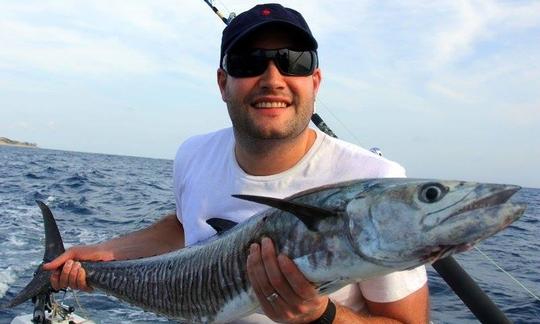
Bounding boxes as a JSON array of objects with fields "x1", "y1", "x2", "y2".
[
  {"x1": 379, "y1": 159, "x2": 406, "y2": 178},
  {"x1": 358, "y1": 266, "x2": 427, "y2": 303},
  {"x1": 173, "y1": 143, "x2": 187, "y2": 224},
  {"x1": 174, "y1": 189, "x2": 183, "y2": 223}
]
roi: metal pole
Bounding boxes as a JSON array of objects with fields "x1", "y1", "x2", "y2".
[{"x1": 432, "y1": 257, "x2": 511, "y2": 323}]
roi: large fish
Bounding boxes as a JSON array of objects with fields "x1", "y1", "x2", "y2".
[{"x1": 3, "y1": 178, "x2": 526, "y2": 323}]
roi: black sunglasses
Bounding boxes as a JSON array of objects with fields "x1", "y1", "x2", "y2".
[{"x1": 222, "y1": 48, "x2": 318, "y2": 78}]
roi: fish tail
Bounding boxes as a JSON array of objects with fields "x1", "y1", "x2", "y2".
[{"x1": 2, "y1": 201, "x2": 65, "y2": 308}]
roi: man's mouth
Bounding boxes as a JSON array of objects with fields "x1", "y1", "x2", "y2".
[
  {"x1": 251, "y1": 96, "x2": 292, "y2": 109},
  {"x1": 253, "y1": 101, "x2": 289, "y2": 108}
]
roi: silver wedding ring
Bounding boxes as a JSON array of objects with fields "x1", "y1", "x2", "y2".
[{"x1": 266, "y1": 292, "x2": 279, "y2": 304}]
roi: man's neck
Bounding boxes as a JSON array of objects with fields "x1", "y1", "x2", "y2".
[{"x1": 234, "y1": 128, "x2": 317, "y2": 176}]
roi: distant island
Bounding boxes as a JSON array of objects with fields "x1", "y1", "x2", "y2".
[{"x1": 0, "y1": 137, "x2": 38, "y2": 148}]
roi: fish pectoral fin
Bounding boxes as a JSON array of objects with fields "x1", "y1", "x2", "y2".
[
  {"x1": 232, "y1": 194, "x2": 337, "y2": 231},
  {"x1": 207, "y1": 218, "x2": 239, "y2": 234}
]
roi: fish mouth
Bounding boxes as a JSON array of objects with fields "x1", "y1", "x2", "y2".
[
  {"x1": 424, "y1": 185, "x2": 524, "y2": 263},
  {"x1": 440, "y1": 185, "x2": 520, "y2": 225},
  {"x1": 425, "y1": 202, "x2": 526, "y2": 262}
]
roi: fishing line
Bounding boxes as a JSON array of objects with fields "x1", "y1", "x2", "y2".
[
  {"x1": 70, "y1": 288, "x2": 94, "y2": 323},
  {"x1": 474, "y1": 246, "x2": 540, "y2": 301},
  {"x1": 315, "y1": 98, "x2": 365, "y2": 146}
]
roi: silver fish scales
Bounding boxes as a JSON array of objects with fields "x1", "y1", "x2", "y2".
[{"x1": 3, "y1": 178, "x2": 526, "y2": 323}]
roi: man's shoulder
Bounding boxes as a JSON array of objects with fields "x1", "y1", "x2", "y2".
[
  {"x1": 316, "y1": 130, "x2": 406, "y2": 178},
  {"x1": 180, "y1": 127, "x2": 233, "y2": 149},
  {"x1": 173, "y1": 127, "x2": 233, "y2": 173},
  {"x1": 176, "y1": 128, "x2": 233, "y2": 156}
]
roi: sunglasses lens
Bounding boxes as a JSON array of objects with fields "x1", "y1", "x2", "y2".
[
  {"x1": 225, "y1": 49, "x2": 317, "y2": 78},
  {"x1": 225, "y1": 53, "x2": 267, "y2": 78},
  {"x1": 275, "y1": 49, "x2": 315, "y2": 76}
]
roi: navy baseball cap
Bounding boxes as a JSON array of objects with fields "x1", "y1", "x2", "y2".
[{"x1": 220, "y1": 3, "x2": 318, "y2": 67}]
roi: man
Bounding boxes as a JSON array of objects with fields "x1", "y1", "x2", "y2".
[{"x1": 44, "y1": 3, "x2": 429, "y2": 323}]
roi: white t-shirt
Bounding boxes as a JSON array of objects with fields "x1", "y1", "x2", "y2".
[{"x1": 173, "y1": 127, "x2": 427, "y2": 322}]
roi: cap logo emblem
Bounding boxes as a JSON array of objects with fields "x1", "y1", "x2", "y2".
[{"x1": 261, "y1": 8, "x2": 271, "y2": 16}]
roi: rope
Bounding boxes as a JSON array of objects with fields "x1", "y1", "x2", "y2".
[{"x1": 474, "y1": 247, "x2": 540, "y2": 301}]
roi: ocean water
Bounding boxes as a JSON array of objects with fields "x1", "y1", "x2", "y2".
[{"x1": 0, "y1": 146, "x2": 538, "y2": 323}]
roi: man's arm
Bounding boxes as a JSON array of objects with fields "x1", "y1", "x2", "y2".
[
  {"x1": 43, "y1": 213, "x2": 184, "y2": 291},
  {"x1": 363, "y1": 285, "x2": 429, "y2": 323},
  {"x1": 247, "y1": 238, "x2": 429, "y2": 323}
]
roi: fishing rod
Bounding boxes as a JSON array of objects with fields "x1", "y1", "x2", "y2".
[
  {"x1": 202, "y1": 1, "x2": 512, "y2": 323},
  {"x1": 203, "y1": 0, "x2": 234, "y2": 24}
]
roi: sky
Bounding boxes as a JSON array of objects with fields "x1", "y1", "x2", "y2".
[{"x1": 1, "y1": 0, "x2": 539, "y2": 188}]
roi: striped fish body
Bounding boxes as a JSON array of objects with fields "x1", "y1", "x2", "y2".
[
  {"x1": 4, "y1": 178, "x2": 526, "y2": 323},
  {"x1": 83, "y1": 185, "x2": 362, "y2": 323}
]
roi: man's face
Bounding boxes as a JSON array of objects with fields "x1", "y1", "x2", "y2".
[{"x1": 217, "y1": 30, "x2": 322, "y2": 141}]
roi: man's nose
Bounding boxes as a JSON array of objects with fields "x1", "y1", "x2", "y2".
[{"x1": 258, "y1": 60, "x2": 286, "y2": 89}]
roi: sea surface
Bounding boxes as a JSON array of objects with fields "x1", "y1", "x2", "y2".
[{"x1": 0, "y1": 146, "x2": 538, "y2": 323}]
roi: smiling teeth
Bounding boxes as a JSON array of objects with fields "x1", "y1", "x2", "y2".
[{"x1": 254, "y1": 102, "x2": 288, "y2": 108}]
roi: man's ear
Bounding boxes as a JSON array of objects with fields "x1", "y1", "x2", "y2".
[
  {"x1": 312, "y1": 68, "x2": 322, "y2": 97},
  {"x1": 217, "y1": 68, "x2": 228, "y2": 102}
]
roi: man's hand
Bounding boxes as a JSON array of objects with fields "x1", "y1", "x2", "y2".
[
  {"x1": 247, "y1": 237, "x2": 328, "y2": 323},
  {"x1": 42, "y1": 244, "x2": 114, "y2": 291},
  {"x1": 41, "y1": 213, "x2": 184, "y2": 293}
]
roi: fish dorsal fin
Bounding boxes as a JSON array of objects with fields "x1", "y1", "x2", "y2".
[
  {"x1": 36, "y1": 201, "x2": 65, "y2": 262},
  {"x1": 232, "y1": 194, "x2": 337, "y2": 231},
  {"x1": 207, "y1": 218, "x2": 239, "y2": 234}
]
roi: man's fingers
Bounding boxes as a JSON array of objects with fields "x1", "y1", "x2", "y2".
[
  {"x1": 276, "y1": 254, "x2": 329, "y2": 321},
  {"x1": 43, "y1": 251, "x2": 74, "y2": 271},
  {"x1": 77, "y1": 265, "x2": 91, "y2": 291},
  {"x1": 247, "y1": 243, "x2": 280, "y2": 317},
  {"x1": 58, "y1": 260, "x2": 74, "y2": 289},
  {"x1": 277, "y1": 254, "x2": 318, "y2": 301},
  {"x1": 248, "y1": 239, "x2": 327, "y2": 323},
  {"x1": 247, "y1": 243, "x2": 275, "y2": 297},
  {"x1": 68, "y1": 262, "x2": 81, "y2": 289},
  {"x1": 51, "y1": 260, "x2": 90, "y2": 291},
  {"x1": 260, "y1": 238, "x2": 303, "y2": 304},
  {"x1": 42, "y1": 245, "x2": 99, "y2": 291},
  {"x1": 50, "y1": 270, "x2": 61, "y2": 291}
]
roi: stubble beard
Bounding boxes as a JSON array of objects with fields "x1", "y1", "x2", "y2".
[{"x1": 227, "y1": 101, "x2": 313, "y2": 141}]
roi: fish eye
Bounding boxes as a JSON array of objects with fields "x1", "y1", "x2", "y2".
[{"x1": 419, "y1": 183, "x2": 447, "y2": 203}]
